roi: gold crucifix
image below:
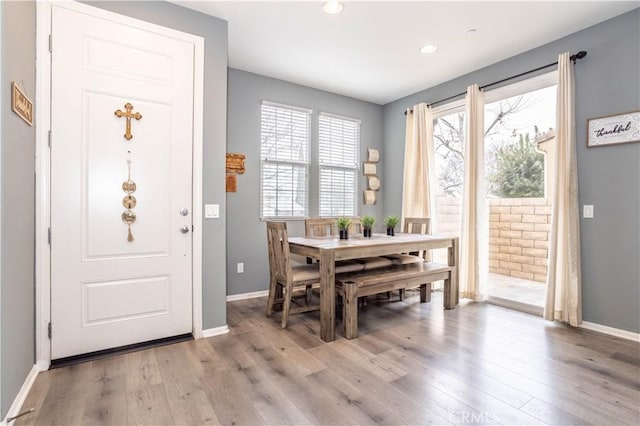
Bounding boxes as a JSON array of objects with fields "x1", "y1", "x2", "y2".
[{"x1": 114, "y1": 103, "x2": 142, "y2": 141}]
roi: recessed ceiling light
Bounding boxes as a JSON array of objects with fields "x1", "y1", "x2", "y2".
[
  {"x1": 419, "y1": 44, "x2": 438, "y2": 54},
  {"x1": 322, "y1": 0, "x2": 344, "y2": 15},
  {"x1": 467, "y1": 29, "x2": 477, "y2": 35}
]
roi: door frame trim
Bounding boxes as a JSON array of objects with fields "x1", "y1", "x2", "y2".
[{"x1": 35, "y1": 1, "x2": 205, "y2": 368}]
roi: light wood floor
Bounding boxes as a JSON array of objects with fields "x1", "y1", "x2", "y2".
[{"x1": 17, "y1": 291, "x2": 640, "y2": 425}]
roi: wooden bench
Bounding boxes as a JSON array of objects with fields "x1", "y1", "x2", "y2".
[{"x1": 335, "y1": 262, "x2": 455, "y2": 339}]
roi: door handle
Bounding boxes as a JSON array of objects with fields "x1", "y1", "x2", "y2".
[{"x1": 179, "y1": 225, "x2": 190, "y2": 234}]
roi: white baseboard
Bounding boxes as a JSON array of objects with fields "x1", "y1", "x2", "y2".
[
  {"x1": 3, "y1": 364, "x2": 41, "y2": 424},
  {"x1": 201, "y1": 325, "x2": 230, "y2": 338},
  {"x1": 35, "y1": 359, "x2": 50, "y2": 372},
  {"x1": 580, "y1": 321, "x2": 640, "y2": 342},
  {"x1": 226, "y1": 290, "x2": 268, "y2": 302}
]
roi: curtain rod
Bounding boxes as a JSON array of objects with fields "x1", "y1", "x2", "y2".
[{"x1": 404, "y1": 51, "x2": 587, "y2": 115}]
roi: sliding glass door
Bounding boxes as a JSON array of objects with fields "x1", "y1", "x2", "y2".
[
  {"x1": 483, "y1": 73, "x2": 557, "y2": 313},
  {"x1": 432, "y1": 102, "x2": 465, "y2": 266}
]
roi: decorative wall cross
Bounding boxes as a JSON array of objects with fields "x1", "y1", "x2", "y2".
[{"x1": 114, "y1": 103, "x2": 142, "y2": 141}]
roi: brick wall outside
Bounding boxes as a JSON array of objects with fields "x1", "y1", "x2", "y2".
[
  {"x1": 435, "y1": 196, "x2": 550, "y2": 283},
  {"x1": 488, "y1": 198, "x2": 550, "y2": 282}
]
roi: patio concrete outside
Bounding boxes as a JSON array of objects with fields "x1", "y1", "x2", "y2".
[{"x1": 486, "y1": 272, "x2": 545, "y2": 314}]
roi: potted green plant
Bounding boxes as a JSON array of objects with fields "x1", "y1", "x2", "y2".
[
  {"x1": 336, "y1": 216, "x2": 352, "y2": 240},
  {"x1": 384, "y1": 215, "x2": 399, "y2": 236},
  {"x1": 361, "y1": 215, "x2": 375, "y2": 238}
]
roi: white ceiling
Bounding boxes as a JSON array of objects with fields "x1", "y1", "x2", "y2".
[{"x1": 173, "y1": 1, "x2": 639, "y2": 105}]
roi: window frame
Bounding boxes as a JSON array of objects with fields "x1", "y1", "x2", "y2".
[
  {"x1": 483, "y1": 71, "x2": 557, "y2": 103},
  {"x1": 259, "y1": 101, "x2": 312, "y2": 220},
  {"x1": 317, "y1": 112, "x2": 361, "y2": 218}
]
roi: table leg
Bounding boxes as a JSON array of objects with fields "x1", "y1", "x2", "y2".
[
  {"x1": 447, "y1": 237, "x2": 460, "y2": 308},
  {"x1": 319, "y1": 249, "x2": 336, "y2": 342}
]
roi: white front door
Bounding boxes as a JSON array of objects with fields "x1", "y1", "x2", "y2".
[{"x1": 50, "y1": 4, "x2": 196, "y2": 359}]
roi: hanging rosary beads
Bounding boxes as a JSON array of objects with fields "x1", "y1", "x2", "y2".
[
  {"x1": 121, "y1": 159, "x2": 137, "y2": 242},
  {"x1": 115, "y1": 102, "x2": 142, "y2": 242}
]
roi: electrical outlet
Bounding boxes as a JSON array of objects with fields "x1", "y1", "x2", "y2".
[
  {"x1": 237, "y1": 262, "x2": 244, "y2": 273},
  {"x1": 583, "y1": 204, "x2": 594, "y2": 218}
]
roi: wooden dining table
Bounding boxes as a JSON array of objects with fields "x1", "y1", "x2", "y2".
[{"x1": 288, "y1": 233, "x2": 459, "y2": 342}]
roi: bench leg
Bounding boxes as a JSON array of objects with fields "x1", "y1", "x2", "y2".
[
  {"x1": 444, "y1": 273, "x2": 455, "y2": 309},
  {"x1": 358, "y1": 296, "x2": 367, "y2": 308},
  {"x1": 398, "y1": 289, "x2": 405, "y2": 301},
  {"x1": 343, "y1": 281, "x2": 358, "y2": 339},
  {"x1": 305, "y1": 285, "x2": 313, "y2": 304},
  {"x1": 420, "y1": 283, "x2": 432, "y2": 303}
]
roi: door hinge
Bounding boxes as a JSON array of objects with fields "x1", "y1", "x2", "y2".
[
  {"x1": 48, "y1": 322, "x2": 52, "y2": 339},
  {"x1": 48, "y1": 130, "x2": 52, "y2": 148},
  {"x1": 192, "y1": 225, "x2": 195, "y2": 233},
  {"x1": 48, "y1": 227, "x2": 51, "y2": 245},
  {"x1": 49, "y1": 34, "x2": 52, "y2": 53}
]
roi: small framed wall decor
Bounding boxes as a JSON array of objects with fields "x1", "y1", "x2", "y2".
[
  {"x1": 362, "y1": 147, "x2": 381, "y2": 206},
  {"x1": 587, "y1": 110, "x2": 640, "y2": 147},
  {"x1": 226, "y1": 174, "x2": 237, "y2": 192},
  {"x1": 226, "y1": 153, "x2": 246, "y2": 173},
  {"x1": 363, "y1": 162, "x2": 377, "y2": 176},
  {"x1": 11, "y1": 82, "x2": 33, "y2": 126},
  {"x1": 363, "y1": 190, "x2": 377, "y2": 205},
  {"x1": 367, "y1": 175, "x2": 380, "y2": 191},
  {"x1": 367, "y1": 148, "x2": 380, "y2": 162}
]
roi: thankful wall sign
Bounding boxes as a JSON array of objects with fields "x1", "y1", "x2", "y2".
[{"x1": 587, "y1": 110, "x2": 639, "y2": 147}]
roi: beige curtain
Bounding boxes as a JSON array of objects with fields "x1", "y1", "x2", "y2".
[
  {"x1": 402, "y1": 103, "x2": 436, "y2": 230},
  {"x1": 545, "y1": 52, "x2": 582, "y2": 326},
  {"x1": 459, "y1": 85, "x2": 487, "y2": 301}
]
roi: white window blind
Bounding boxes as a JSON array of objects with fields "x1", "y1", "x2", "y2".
[
  {"x1": 318, "y1": 113, "x2": 360, "y2": 217},
  {"x1": 260, "y1": 102, "x2": 310, "y2": 218}
]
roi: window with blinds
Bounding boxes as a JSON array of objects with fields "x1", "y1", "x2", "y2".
[
  {"x1": 318, "y1": 113, "x2": 360, "y2": 217},
  {"x1": 260, "y1": 102, "x2": 310, "y2": 218}
]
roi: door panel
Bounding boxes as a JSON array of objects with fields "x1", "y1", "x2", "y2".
[
  {"x1": 82, "y1": 276, "x2": 170, "y2": 325},
  {"x1": 83, "y1": 37, "x2": 173, "y2": 84},
  {"x1": 83, "y1": 92, "x2": 171, "y2": 259},
  {"x1": 51, "y1": 5, "x2": 195, "y2": 359}
]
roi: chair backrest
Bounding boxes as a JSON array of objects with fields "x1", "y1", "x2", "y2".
[
  {"x1": 403, "y1": 217, "x2": 431, "y2": 234},
  {"x1": 403, "y1": 218, "x2": 431, "y2": 260},
  {"x1": 305, "y1": 218, "x2": 337, "y2": 237},
  {"x1": 348, "y1": 216, "x2": 363, "y2": 234},
  {"x1": 266, "y1": 221, "x2": 292, "y2": 284}
]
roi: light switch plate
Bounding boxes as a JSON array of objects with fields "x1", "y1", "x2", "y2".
[
  {"x1": 583, "y1": 204, "x2": 594, "y2": 218},
  {"x1": 205, "y1": 204, "x2": 220, "y2": 219}
]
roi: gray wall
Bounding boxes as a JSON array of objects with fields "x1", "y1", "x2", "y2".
[
  {"x1": 383, "y1": 9, "x2": 640, "y2": 333},
  {"x1": 86, "y1": 1, "x2": 229, "y2": 329},
  {"x1": 0, "y1": 0, "x2": 36, "y2": 417},
  {"x1": 226, "y1": 69, "x2": 384, "y2": 295}
]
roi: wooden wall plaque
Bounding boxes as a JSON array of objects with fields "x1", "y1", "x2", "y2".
[
  {"x1": 11, "y1": 82, "x2": 33, "y2": 126},
  {"x1": 226, "y1": 153, "x2": 246, "y2": 174},
  {"x1": 226, "y1": 174, "x2": 237, "y2": 192}
]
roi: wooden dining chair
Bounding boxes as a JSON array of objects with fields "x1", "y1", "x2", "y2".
[
  {"x1": 384, "y1": 217, "x2": 431, "y2": 265},
  {"x1": 266, "y1": 221, "x2": 320, "y2": 328},
  {"x1": 385, "y1": 217, "x2": 432, "y2": 300},
  {"x1": 304, "y1": 216, "x2": 364, "y2": 277},
  {"x1": 405, "y1": 217, "x2": 431, "y2": 258},
  {"x1": 404, "y1": 217, "x2": 431, "y2": 235},
  {"x1": 266, "y1": 221, "x2": 363, "y2": 328},
  {"x1": 348, "y1": 216, "x2": 363, "y2": 235},
  {"x1": 304, "y1": 218, "x2": 336, "y2": 264},
  {"x1": 304, "y1": 217, "x2": 337, "y2": 237}
]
